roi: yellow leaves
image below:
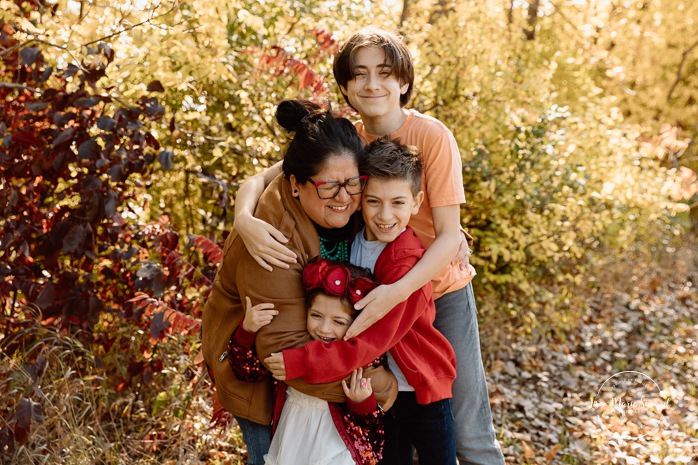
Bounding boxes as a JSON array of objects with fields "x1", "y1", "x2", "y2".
[
  {"x1": 237, "y1": 9, "x2": 265, "y2": 32},
  {"x1": 521, "y1": 439, "x2": 562, "y2": 461},
  {"x1": 6, "y1": 11, "x2": 43, "y2": 34},
  {"x1": 488, "y1": 178, "x2": 497, "y2": 194},
  {"x1": 521, "y1": 440, "x2": 535, "y2": 459},
  {"x1": 544, "y1": 444, "x2": 561, "y2": 460},
  {"x1": 211, "y1": 147, "x2": 224, "y2": 163},
  {"x1": 0, "y1": 0, "x2": 19, "y2": 14}
]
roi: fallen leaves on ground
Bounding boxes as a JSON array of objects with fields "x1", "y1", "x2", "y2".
[{"x1": 487, "y1": 251, "x2": 697, "y2": 464}]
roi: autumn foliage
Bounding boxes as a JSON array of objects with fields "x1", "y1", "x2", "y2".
[
  {"x1": 1, "y1": 0, "x2": 696, "y2": 462},
  {"x1": 0, "y1": 19, "x2": 218, "y2": 452}
]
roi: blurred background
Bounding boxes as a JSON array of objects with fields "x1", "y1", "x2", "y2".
[{"x1": 1, "y1": 0, "x2": 696, "y2": 463}]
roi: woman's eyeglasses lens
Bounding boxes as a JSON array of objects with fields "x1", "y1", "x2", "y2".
[{"x1": 312, "y1": 176, "x2": 367, "y2": 199}]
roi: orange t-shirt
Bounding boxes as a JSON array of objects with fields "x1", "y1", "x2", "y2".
[{"x1": 356, "y1": 109, "x2": 471, "y2": 298}]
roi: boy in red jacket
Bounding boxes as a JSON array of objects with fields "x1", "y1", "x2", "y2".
[{"x1": 265, "y1": 137, "x2": 457, "y2": 465}]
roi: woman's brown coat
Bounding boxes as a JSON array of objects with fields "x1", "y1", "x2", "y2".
[{"x1": 201, "y1": 174, "x2": 397, "y2": 424}]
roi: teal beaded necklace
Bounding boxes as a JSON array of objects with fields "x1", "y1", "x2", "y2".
[{"x1": 319, "y1": 236, "x2": 349, "y2": 262}]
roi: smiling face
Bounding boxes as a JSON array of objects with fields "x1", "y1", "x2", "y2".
[
  {"x1": 339, "y1": 46, "x2": 409, "y2": 126},
  {"x1": 361, "y1": 177, "x2": 424, "y2": 243},
  {"x1": 290, "y1": 153, "x2": 362, "y2": 229},
  {"x1": 306, "y1": 293, "x2": 355, "y2": 343}
]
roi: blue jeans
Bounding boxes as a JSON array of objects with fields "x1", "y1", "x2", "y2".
[
  {"x1": 433, "y1": 283, "x2": 505, "y2": 465},
  {"x1": 380, "y1": 392, "x2": 456, "y2": 465},
  {"x1": 235, "y1": 417, "x2": 271, "y2": 465}
]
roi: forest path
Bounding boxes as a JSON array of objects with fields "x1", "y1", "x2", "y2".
[{"x1": 487, "y1": 246, "x2": 697, "y2": 464}]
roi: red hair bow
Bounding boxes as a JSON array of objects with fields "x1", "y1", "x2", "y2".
[{"x1": 302, "y1": 259, "x2": 377, "y2": 305}]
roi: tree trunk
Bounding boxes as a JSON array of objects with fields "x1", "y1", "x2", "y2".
[
  {"x1": 427, "y1": 0, "x2": 455, "y2": 25},
  {"x1": 523, "y1": 0, "x2": 540, "y2": 40},
  {"x1": 399, "y1": 0, "x2": 410, "y2": 29}
]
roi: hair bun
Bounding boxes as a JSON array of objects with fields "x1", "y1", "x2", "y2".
[{"x1": 275, "y1": 100, "x2": 322, "y2": 132}]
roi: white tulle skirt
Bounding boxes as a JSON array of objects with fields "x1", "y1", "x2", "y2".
[{"x1": 264, "y1": 387, "x2": 354, "y2": 465}]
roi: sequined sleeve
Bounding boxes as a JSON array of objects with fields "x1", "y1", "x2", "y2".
[
  {"x1": 339, "y1": 354, "x2": 388, "y2": 465},
  {"x1": 342, "y1": 404, "x2": 385, "y2": 465},
  {"x1": 227, "y1": 326, "x2": 269, "y2": 382}
]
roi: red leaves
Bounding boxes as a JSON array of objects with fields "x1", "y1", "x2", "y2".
[
  {"x1": 0, "y1": 425, "x2": 14, "y2": 455},
  {"x1": 73, "y1": 96, "x2": 101, "y2": 109},
  {"x1": 0, "y1": 22, "x2": 182, "y2": 339},
  {"x1": 25, "y1": 356, "x2": 47, "y2": 382},
  {"x1": 128, "y1": 291, "x2": 202, "y2": 341},
  {"x1": 77, "y1": 139, "x2": 100, "y2": 159},
  {"x1": 0, "y1": 19, "x2": 216, "y2": 453},
  {"x1": 147, "y1": 80, "x2": 165, "y2": 93},
  {"x1": 134, "y1": 262, "x2": 165, "y2": 298},
  {"x1": 62, "y1": 223, "x2": 86, "y2": 254},
  {"x1": 8, "y1": 130, "x2": 39, "y2": 147},
  {"x1": 139, "y1": 96, "x2": 165, "y2": 119},
  {"x1": 312, "y1": 29, "x2": 336, "y2": 52},
  {"x1": 35, "y1": 282, "x2": 55, "y2": 310},
  {"x1": 158, "y1": 149, "x2": 174, "y2": 169},
  {"x1": 189, "y1": 234, "x2": 223, "y2": 265},
  {"x1": 150, "y1": 308, "x2": 201, "y2": 339},
  {"x1": 19, "y1": 46, "x2": 40, "y2": 67},
  {"x1": 299, "y1": 68, "x2": 317, "y2": 91},
  {"x1": 259, "y1": 45, "x2": 327, "y2": 94}
]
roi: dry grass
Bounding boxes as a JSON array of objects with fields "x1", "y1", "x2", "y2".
[{"x1": 0, "y1": 321, "x2": 247, "y2": 465}]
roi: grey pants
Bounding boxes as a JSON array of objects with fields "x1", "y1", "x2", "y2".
[{"x1": 433, "y1": 283, "x2": 505, "y2": 465}]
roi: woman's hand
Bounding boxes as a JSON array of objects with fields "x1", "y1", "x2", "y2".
[
  {"x1": 344, "y1": 284, "x2": 406, "y2": 340},
  {"x1": 341, "y1": 368, "x2": 372, "y2": 404},
  {"x1": 236, "y1": 213, "x2": 297, "y2": 271},
  {"x1": 264, "y1": 352, "x2": 287, "y2": 380},
  {"x1": 242, "y1": 296, "x2": 278, "y2": 333}
]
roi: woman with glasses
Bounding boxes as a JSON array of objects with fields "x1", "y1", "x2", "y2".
[{"x1": 201, "y1": 99, "x2": 398, "y2": 465}]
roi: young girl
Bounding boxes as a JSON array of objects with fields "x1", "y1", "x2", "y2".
[{"x1": 227, "y1": 258, "x2": 386, "y2": 465}]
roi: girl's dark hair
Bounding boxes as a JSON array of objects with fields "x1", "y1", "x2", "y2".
[{"x1": 276, "y1": 100, "x2": 368, "y2": 183}]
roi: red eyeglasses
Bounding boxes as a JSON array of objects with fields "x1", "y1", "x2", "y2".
[{"x1": 307, "y1": 175, "x2": 368, "y2": 199}]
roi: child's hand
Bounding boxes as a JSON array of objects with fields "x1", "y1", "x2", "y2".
[
  {"x1": 341, "y1": 368, "x2": 372, "y2": 404},
  {"x1": 451, "y1": 230, "x2": 472, "y2": 270},
  {"x1": 346, "y1": 284, "x2": 402, "y2": 339},
  {"x1": 242, "y1": 296, "x2": 278, "y2": 332},
  {"x1": 264, "y1": 352, "x2": 286, "y2": 380}
]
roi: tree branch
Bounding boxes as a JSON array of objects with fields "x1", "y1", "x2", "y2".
[
  {"x1": 667, "y1": 37, "x2": 698, "y2": 102},
  {"x1": 81, "y1": 0, "x2": 179, "y2": 47},
  {"x1": 548, "y1": 1, "x2": 588, "y2": 46},
  {"x1": 0, "y1": 38, "x2": 68, "y2": 57},
  {"x1": 399, "y1": 0, "x2": 410, "y2": 29},
  {"x1": 0, "y1": 82, "x2": 43, "y2": 95}
]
